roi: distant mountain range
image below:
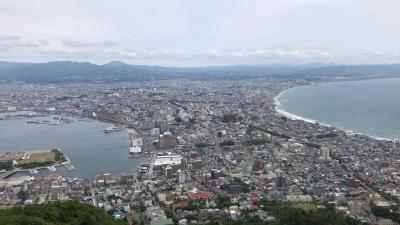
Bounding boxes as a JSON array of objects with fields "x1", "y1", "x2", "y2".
[{"x1": 1, "y1": 61, "x2": 400, "y2": 83}]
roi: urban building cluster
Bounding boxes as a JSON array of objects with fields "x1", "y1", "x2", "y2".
[{"x1": 0, "y1": 77, "x2": 399, "y2": 225}]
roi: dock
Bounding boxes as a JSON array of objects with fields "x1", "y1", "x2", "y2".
[{"x1": 0, "y1": 169, "x2": 26, "y2": 180}]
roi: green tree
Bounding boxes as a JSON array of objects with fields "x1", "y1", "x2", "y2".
[{"x1": 0, "y1": 201, "x2": 125, "y2": 225}]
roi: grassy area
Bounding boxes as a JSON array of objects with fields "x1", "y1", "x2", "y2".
[
  {"x1": 293, "y1": 204, "x2": 317, "y2": 211},
  {"x1": 18, "y1": 161, "x2": 54, "y2": 169},
  {"x1": 166, "y1": 193, "x2": 177, "y2": 201},
  {"x1": 17, "y1": 151, "x2": 57, "y2": 165}
]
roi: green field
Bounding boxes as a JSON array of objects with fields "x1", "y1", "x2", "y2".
[
  {"x1": 17, "y1": 151, "x2": 57, "y2": 165},
  {"x1": 15, "y1": 149, "x2": 66, "y2": 169},
  {"x1": 293, "y1": 204, "x2": 317, "y2": 211}
]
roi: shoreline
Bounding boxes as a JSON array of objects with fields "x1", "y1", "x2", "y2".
[
  {"x1": 0, "y1": 115, "x2": 147, "y2": 180},
  {"x1": 273, "y1": 83, "x2": 394, "y2": 142},
  {"x1": 273, "y1": 87, "x2": 317, "y2": 124},
  {"x1": 0, "y1": 148, "x2": 73, "y2": 180}
]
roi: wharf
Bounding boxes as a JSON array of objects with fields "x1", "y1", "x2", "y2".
[{"x1": 0, "y1": 169, "x2": 27, "y2": 180}]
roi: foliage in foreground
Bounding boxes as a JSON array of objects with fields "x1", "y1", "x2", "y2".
[
  {"x1": 0, "y1": 201, "x2": 125, "y2": 225},
  {"x1": 204, "y1": 203, "x2": 367, "y2": 225},
  {"x1": 268, "y1": 204, "x2": 365, "y2": 225},
  {"x1": 371, "y1": 203, "x2": 400, "y2": 224}
]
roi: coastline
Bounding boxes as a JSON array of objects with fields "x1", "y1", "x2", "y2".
[
  {"x1": 0, "y1": 115, "x2": 143, "y2": 179},
  {"x1": 273, "y1": 83, "x2": 394, "y2": 142},
  {"x1": 273, "y1": 87, "x2": 317, "y2": 124}
]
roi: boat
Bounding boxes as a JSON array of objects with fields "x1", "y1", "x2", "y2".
[
  {"x1": 29, "y1": 169, "x2": 39, "y2": 174},
  {"x1": 104, "y1": 125, "x2": 125, "y2": 133},
  {"x1": 27, "y1": 120, "x2": 40, "y2": 124},
  {"x1": 27, "y1": 120, "x2": 60, "y2": 125},
  {"x1": 104, "y1": 126, "x2": 118, "y2": 133},
  {"x1": 53, "y1": 116, "x2": 72, "y2": 124},
  {"x1": 64, "y1": 164, "x2": 75, "y2": 171},
  {"x1": 47, "y1": 166, "x2": 56, "y2": 171},
  {"x1": 104, "y1": 126, "x2": 114, "y2": 133}
]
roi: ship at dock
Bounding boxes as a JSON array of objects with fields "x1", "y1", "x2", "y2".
[
  {"x1": 29, "y1": 169, "x2": 39, "y2": 174},
  {"x1": 46, "y1": 166, "x2": 57, "y2": 171},
  {"x1": 104, "y1": 125, "x2": 126, "y2": 133},
  {"x1": 64, "y1": 164, "x2": 75, "y2": 171}
]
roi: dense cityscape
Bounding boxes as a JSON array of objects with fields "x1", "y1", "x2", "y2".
[
  {"x1": 0, "y1": 76, "x2": 399, "y2": 225},
  {"x1": 2, "y1": 0, "x2": 400, "y2": 224}
]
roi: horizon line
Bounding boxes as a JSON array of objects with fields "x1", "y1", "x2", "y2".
[{"x1": 2, "y1": 60, "x2": 400, "y2": 68}]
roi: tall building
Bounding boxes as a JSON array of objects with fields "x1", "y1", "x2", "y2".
[
  {"x1": 320, "y1": 147, "x2": 330, "y2": 161},
  {"x1": 177, "y1": 170, "x2": 185, "y2": 184},
  {"x1": 253, "y1": 158, "x2": 265, "y2": 172},
  {"x1": 141, "y1": 118, "x2": 155, "y2": 130},
  {"x1": 165, "y1": 166, "x2": 173, "y2": 179},
  {"x1": 159, "y1": 134, "x2": 177, "y2": 149},
  {"x1": 191, "y1": 160, "x2": 203, "y2": 171},
  {"x1": 150, "y1": 128, "x2": 160, "y2": 137},
  {"x1": 276, "y1": 174, "x2": 286, "y2": 188},
  {"x1": 211, "y1": 169, "x2": 219, "y2": 179},
  {"x1": 159, "y1": 123, "x2": 170, "y2": 134}
]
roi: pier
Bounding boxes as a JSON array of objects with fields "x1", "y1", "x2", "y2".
[{"x1": 0, "y1": 169, "x2": 25, "y2": 180}]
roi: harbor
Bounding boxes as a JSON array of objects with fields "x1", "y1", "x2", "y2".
[
  {"x1": 0, "y1": 116, "x2": 148, "y2": 178},
  {"x1": 0, "y1": 148, "x2": 74, "y2": 180},
  {"x1": 27, "y1": 116, "x2": 73, "y2": 125}
]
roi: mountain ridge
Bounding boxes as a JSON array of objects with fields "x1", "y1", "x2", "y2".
[{"x1": 0, "y1": 60, "x2": 400, "y2": 83}]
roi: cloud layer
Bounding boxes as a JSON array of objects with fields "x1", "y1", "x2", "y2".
[{"x1": 1, "y1": 0, "x2": 400, "y2": 66}]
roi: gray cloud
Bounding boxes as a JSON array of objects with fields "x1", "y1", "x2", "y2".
[
  {"x1": 2, "y1": 45, "x2": 400, "y2": 66},
  {"x1": 0, "y1": 34, "x2": 20, "y2": 41},
  {"x1": 119, "y1": 48, "x2": 332, "y2": 62},
  {"x1": 38, "y1": 39, "x2": 50, "y2": 46},
  {"x1": 0, "y1": 35, "x2": 50, "y2": 51},
  {"x1": 0, "y1": 0, "x2": 400, "y2": 65},
  {"x1": 62, "y1": 39, "x2": 117, "y2": 48}
]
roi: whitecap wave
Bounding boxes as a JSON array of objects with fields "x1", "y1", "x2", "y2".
[{"x1": 273, "y1": 88, "x2": 395, "y2": 142}]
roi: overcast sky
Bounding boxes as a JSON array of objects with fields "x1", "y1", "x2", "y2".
[{"x1": 1, "y1": 0, "x2": 400, "y2": 66}]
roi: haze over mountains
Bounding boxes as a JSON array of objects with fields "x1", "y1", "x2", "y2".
[{"x1": 1, "y1": 61, "x2": 400, "y2": 83}]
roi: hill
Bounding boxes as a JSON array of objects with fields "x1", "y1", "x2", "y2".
[
  {"x1": 0, "y1": 201, "x2": 368, "y2": 225},
  {"x1": 1, "y1": 61, "x2": 400, "y2": 83},
  {"x1": 0, "y1": 201, "x2": 125, "y2": 225}
]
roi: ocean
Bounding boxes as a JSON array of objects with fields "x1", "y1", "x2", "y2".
[
  {"x1": 0, "y1": 117, "x2": 148, "y2": 178},
  {"x1": 276, "y1": 78, "x2": 400, "y2": 140}
]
